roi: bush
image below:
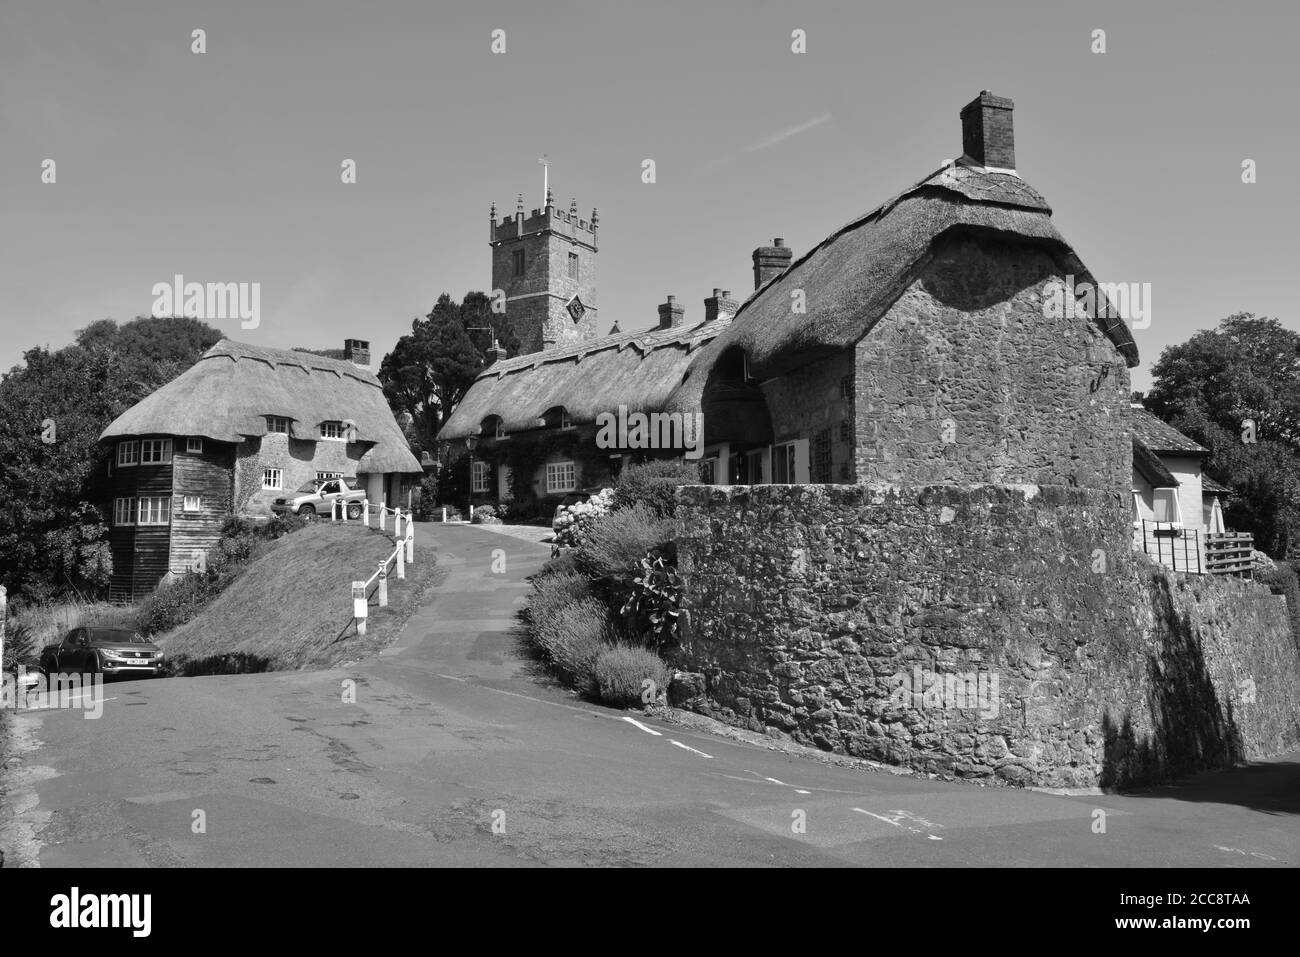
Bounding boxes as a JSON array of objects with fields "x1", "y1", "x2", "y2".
[
  {"x1": 529, "y1": 598, "x2": 611, "y2": 695},
  {"x1": 593, "y1": 645, "x2": 670, "y2": 708},
  {"x1": 525, "y1": 570, "x2": 594, "y2": 628},
  {"x1": 2, "y1": 619, "x2": 37, "y2": 674},
  {"x1": 1259, "y1": 561, "x2": 1300, "y2": 650},
  {"x1": 472, "y1": 504, "x2": 501, "y2": 525},
  {"x1": 620, "y1": 549, "x2": 684, "y2": 649},
  {"x1": 535, "y1": 551, "x2": 580, "y2": 579},
  {"x1": 553, "y1": 488, "x2": 615, "y2": 549},
  {"x1": 135, "y1": 572, "x2": 210, "y2": 636},
  {"x1": 578, "y1": 504, "x2": 678, "y2": 581},
  {"x1": 612, "y1": 458, "x2": 703, "y2": 517}
]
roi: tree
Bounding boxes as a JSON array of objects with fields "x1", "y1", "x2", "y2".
[
  {"x1": 1146, "y1": 313, "x2": 1300, "y2": 558},
  {"x1": 378, "y1": 292, "x2": 520, "y2": 455},
  {"x1": 0, "y1": 317, "x2": 221, "y2": 600}
]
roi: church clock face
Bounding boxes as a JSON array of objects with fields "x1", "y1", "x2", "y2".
[{"x1": 567, "y1": 296, "x2": 587, "y2": 324}]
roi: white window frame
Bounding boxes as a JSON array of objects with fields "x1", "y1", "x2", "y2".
[
  {"x1": 471, "y1": 460, "x2": 492, "y2": 493},
  {"x1": 772, "y1": 439, "x2": 810, "y2": 484},
  {"x1": 117, "y1": 440, "x2": 139, "y2": 467},
  {"x1": 1152, "y1": 487, "x2": 1183, "y2": 527},
  {"x1": 320, "y1": 420, "x2": 346, "y2": 440},
  {"x1": 263, "y1": 468, "x2": 283, "y2": 490},
  {"x1": 266, "y1": 416, "x2": 291, "y2": 435},
  {"x1": 137, "y1": 496, "x2": 172, "y2": 526},
  {"x1": 186, "y1": 437, "x2": 204, "y2": 454},
  {"x1": 316, "y1": 471, "x2": 343, "y2": 481},
  {"x1": 182, "y1": 495, "x2": 202, "y2": 513},
  {"x1": 140, "y1": 438, "x2": 173, "y2": 465},
  {"x1": 113, "y1": 497, "x2": 136, "y2": 526},
  {"x1": 545, "y1": 461, "x2": 577, "y2": 494}
]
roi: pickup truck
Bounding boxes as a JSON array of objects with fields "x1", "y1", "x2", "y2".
[{"x1": 272, "y1": 476, "x2": 367, "y2": 519}]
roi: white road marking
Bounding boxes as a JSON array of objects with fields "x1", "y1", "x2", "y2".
[
  {"x1": 795, "y1": 789, "x2": 811, "y2": 795},
  {"x1": 621, "y1": 717, "x2": 662, "y2": 736},
  {"x1": 669, "y1": 740, "x2": 713, "y2": 758},
  {"x1": 852, "y1": 807, "x2": 944, "y2": 835},
  {"x1": 765, "y1": 777, "x2": 786, "y2": 785}
]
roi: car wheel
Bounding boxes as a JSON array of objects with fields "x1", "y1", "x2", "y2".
[
  {"x1": 347, "y1": 503, "x2": 363, "y2": 520},
  {"x1": 299, "y1": 504, "x2": 316, "y2": 518}
]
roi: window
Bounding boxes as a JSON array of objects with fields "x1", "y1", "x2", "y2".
[
  {"x1": 266, "y1": 416, "x2": 291, "y2": 434},
  {"x1": 113, "y1": 497, "x2": 136, "y2": 526},
  {"x1": 137, "y1": 496, "x2": 171, "y2": 525},
  {"x1": 117, "y1": 441, "x2": 139, "y2": 467},
  {"x1": 182, "y1": 495, "x2": 202, "y2": 512},
  {"x1": 482, "y1": 416, "x2": 506, "y2": 439},
  {"x1": 319, "y1": 480, "x2": 341, "y2": 494},
  {"x1": 746, "y1": 449, "x2": 766, "y2": 484},
  {"x1": 840, "y1": 419, "x2": 851, "y2": 443},
  {"x1": 568, "y1": 251, "x2": 579, "y2": 280},
  {"x1": 512, "y1": 248, "x2": 525, "y2": 276},
  {"x1": 540, "y1": 406, "x2": 572, "y2": 429},
  {"x1": 317, "y1": 471, "x2": 343, "y2": 481},
  {"x1": 186, "y1": 438, "x2": 204, "y2": 454},
  {"x1": 840, "y1": 375, "x2": 853, "y2": 399},
  {"x1": 814, "y1": 428, "x2": 832, "y2": 483},
  {"x1": 700, "y1": 457, "x2": 718, "y2": 485},
  {"x1": 545, "y1": 461, "x2": 576, "y2": 494},
  {"x1": 1131, "y1": 489, "x2": 1142, "y2": 527},
  {"x1": 320, "y1": 421, "x2": 347, "y2": 440},
  {"x1": 1153, "y1": 487, "x2": 1182, "y2": 525},
  {"x1": 140, "y1": 438, "x2": 173, "y2": 464},
  {"x1": 472, "y1": 461, "x2": 492, "y2": 493},
  {"x1": 263, "y1": 468, "x2": 283, "y2": 490},
  {"x1": 772, "y1": 441, "x2": 809, "y2": 484}
]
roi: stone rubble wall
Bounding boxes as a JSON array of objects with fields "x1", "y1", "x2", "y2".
[{"x1": 672, "y1": 483, "x2": 1300, "y2": 788}]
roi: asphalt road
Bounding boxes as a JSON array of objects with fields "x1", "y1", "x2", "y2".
[{"x1": 2, "y1": 523, "x2": 1297, "y2": 868}]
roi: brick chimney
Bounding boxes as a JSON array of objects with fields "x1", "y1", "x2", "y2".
[
  {"x1": 752, "y1": 238, "x2": 792, "y2": 290},
  {"x1": 343, "y1": 338, "x2": 370, "y2": 368},
  {"x1": 960, "y1": 90, "x2": 1015, "y2": 171},
  {"x1": 657, "y1": 295, "x2": 685, "y2": 330},
  {"x1": 485, "y1": 337, "x2": 508, "y2": 367},
  {"x1": 704, "y1": 288, "x2": 739, "y2": 322}
]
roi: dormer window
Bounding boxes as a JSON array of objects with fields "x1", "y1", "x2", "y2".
[
  {"x1": 266, "y1": 416, "x2": 291, "y2": 435},
  {"x1": 320, "y1": 420, "x2": 347, "y2": 440},
  {"x1": 482, "y1": 415, "x2": 506, "y2": 439},
  {"x1": 540, "y1": 406, "x2": 572, "y2": 430}
]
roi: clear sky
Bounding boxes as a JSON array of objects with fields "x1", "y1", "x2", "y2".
[{"x1": 1, "y1": 0, "x2": 1296, "y2": 391}]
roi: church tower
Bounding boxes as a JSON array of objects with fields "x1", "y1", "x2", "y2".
[{"x1": 490, "y1": 191, "x2": 599, "y2": 354}]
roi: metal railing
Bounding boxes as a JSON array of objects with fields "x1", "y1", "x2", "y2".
[{"x1": 1139, "y1": 521, "x2": 1254, "y2": 578}]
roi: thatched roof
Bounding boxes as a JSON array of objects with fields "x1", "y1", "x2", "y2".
[
  {"x1": 101, "y1": 339, "x2": 422, "y2": 473},
  {"x1": 1128, "y1": 405, "x2": 1209, "y2": 456},
  {"x1": 665, "y1": 160, "x2": 1139, "y2": 414},
  {"x1": 438, "y1": 318, "x2": 730, "y2": 441}
]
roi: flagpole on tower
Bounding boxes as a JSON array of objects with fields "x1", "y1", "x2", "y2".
[{"x1": 539, "y1": 155, "x2": 549, "y2": 207}]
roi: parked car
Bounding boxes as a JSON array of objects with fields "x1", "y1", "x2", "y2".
[
  {"x1": 38, "y1": 627, "x2": 163, "y2": 678},
  {"x1": 271, "y1": 476, "x2": 367, "y2": 518}
]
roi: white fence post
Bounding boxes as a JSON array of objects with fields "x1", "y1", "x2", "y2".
[
  {"x1": 379, "y1": 500, "x2": 386, "y2": 532},
  {"x1": 441, "y1": 507, "x2": 446, "y2": 523},
  {"x1": 377, "y1": 561, "x2": 388, "y2": 608},
  {"x1": 363, "y1": 499, "x2": 370, "y2": 527},
  {"x1": 396, "y1": 539, "x2": 406, "y2": 580},
  {"x1": 405, "y1": 522, "x2": 414, "y2": 564},
  {"x1": 395, "y1": 507, "x2": 404, "y2": 540},
  {"x1": 340, "y1": 498, "x2": 348, "y2": 523},
  {"x1": 353, "y1": 581, "x2": 367, "y2": 635}
]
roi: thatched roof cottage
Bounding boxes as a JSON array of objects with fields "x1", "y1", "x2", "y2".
[
  {"x1": 100, "y1": 338, "x2": 422, "y2": 599},
  {"x1": 440, "y1": 91, "x2": 1144, "y2": 511}
]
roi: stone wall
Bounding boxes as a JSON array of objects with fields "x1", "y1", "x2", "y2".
[
  {"x1": 853, "y1": 237, "x2": 1131, "y2": 491},
  {"x1": 673, "y1": 483, "x2": 1300, "y2": 788}
]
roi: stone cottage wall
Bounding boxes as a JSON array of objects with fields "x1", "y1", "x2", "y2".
[
  {"x1": 673, "y1": 484, "x2": 1300, "y2": 788},
  {"x1": 853, "y1": 238, "x2": 1131, "y2": 491}
]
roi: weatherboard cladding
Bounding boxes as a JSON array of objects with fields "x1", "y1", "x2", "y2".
[{"x1": 100, "y1": 339, "x2": 422, "y2": 474}]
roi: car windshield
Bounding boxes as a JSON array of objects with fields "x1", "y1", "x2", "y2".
[
  {"x1": 90, "y1": 629, "x2": 148, "y2": 644},
  {"x1": 295, "y1": 482, "x2": 323, "y2": 493}
]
